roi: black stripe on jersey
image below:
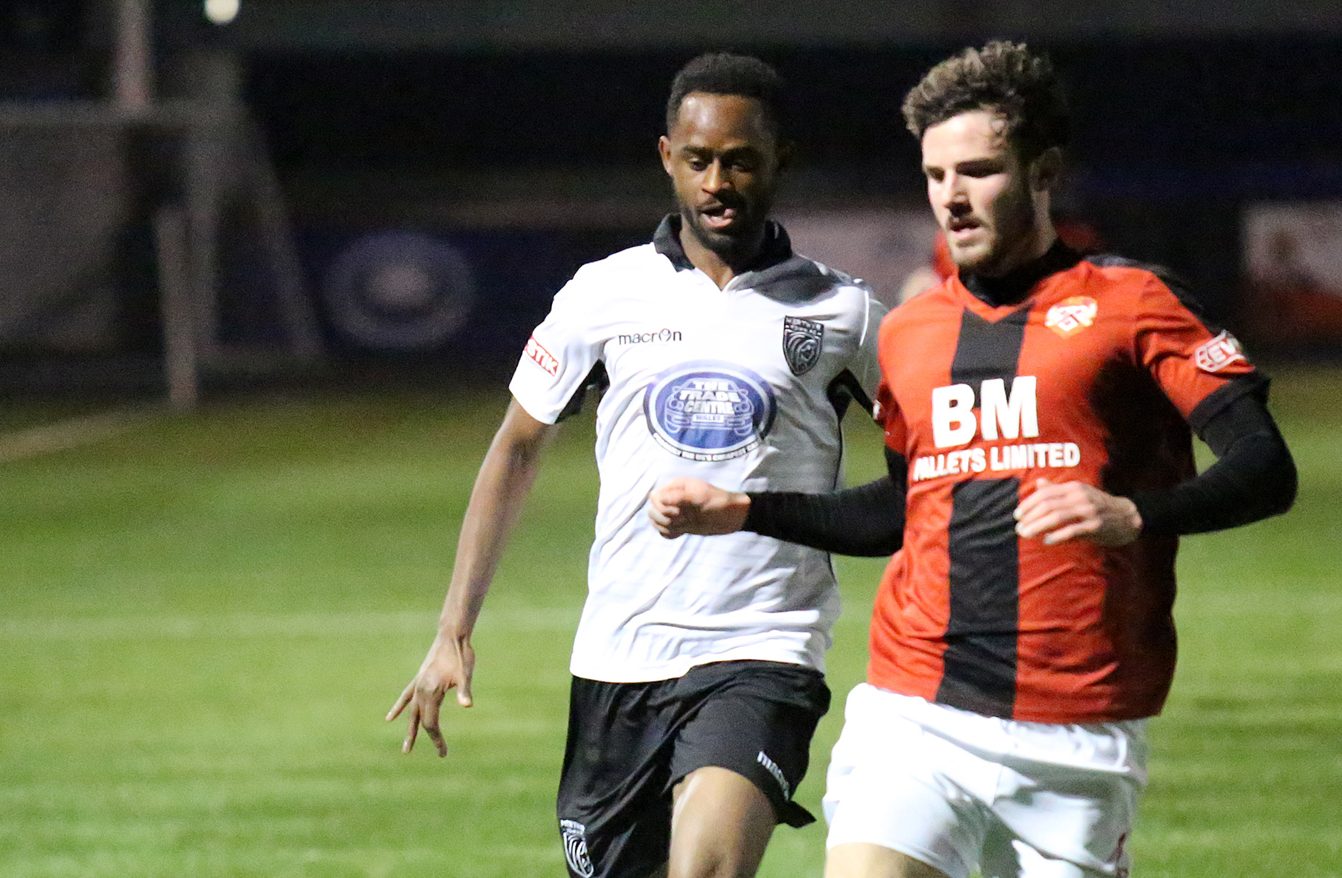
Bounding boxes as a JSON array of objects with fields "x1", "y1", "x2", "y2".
[
  {"x1": 948, "y1": 308, "x2": 1030, "y2": 389},
  {"x1": 938, "y1": 477, "x2": 1021, "y2": 716},
  {"x1": 935, "y1": 307, "x2": 1029, "y2": 716},
  {"x1": 556, "y1": 362, "x2": 609, "y2": 422},
  {"x1": 826, "y1": 368, "x2": 872, "y2": 422}
]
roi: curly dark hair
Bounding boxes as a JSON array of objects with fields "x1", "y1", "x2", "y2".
[
  {"x1": 665, "y1": 52, "x2": 786, "y2": 139},
  {"x1": 901, "y1": 41, "x2": 1070, "y2": 160}
]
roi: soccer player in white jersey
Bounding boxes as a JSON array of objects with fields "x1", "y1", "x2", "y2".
[{"x1": 387, "y1": 53, "x2": 886, "y2": 878}]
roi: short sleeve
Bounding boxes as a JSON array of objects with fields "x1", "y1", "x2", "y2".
[
  {"x1": 1134, "y1": 274, "x2": 1266, "y2": 426},
  {"x1": 508, "y1": 271, "x2": 605, "y2": 424}
]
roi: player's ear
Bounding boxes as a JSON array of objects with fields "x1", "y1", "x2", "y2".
[
  {"x1": 1030, "y1": 147, "x2": 1063, "y2": 192},
  {"x1": 658, "y1": 135, "x2": 674, "y2": 176}
]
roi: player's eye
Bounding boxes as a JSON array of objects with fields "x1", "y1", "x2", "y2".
[{"x1": 960, "y1": 162, "x2": 1002, "y2": 178}]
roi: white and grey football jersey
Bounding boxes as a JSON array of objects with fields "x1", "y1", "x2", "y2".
[{"x1": 509, "y1": 216, "x2": 886, "y2": 683}]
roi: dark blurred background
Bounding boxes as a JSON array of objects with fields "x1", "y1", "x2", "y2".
[{"x1": 3, "y1": 0, "x2": 1341, "y2": 404}]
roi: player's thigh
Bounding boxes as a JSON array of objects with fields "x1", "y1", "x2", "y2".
[
  {"x1": 557, "y1": 676, "x2": 676, "y2": 878},
  {"x1": 979, "y1": 837, "x2": 1114, "y2": 878},
  {"x1": 981, "y1": 768, "x2": 1141, "y2": 878},
  {"x1": 669, "y1": 660, "x2": 830, "y2": 828},
  {"x1": 823, "y1": 685, "x2": 988, "y2": 878},
  {"x1": 825, "y1": 843, "x2": 953, "y2": 878},
  {"x1": 667, "y1": 765, "x2": 776, "y2": 878}
]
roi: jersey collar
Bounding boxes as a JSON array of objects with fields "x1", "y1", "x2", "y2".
[
  {"x1": 961, "y1": 240, "x2": 1083, "y2": 307},
  {"x1": 653, "y1": 214, "x2": 794, "y2": 275}
]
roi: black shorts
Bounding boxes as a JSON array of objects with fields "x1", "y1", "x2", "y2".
[{"x1": 555, "y1": 659, "x2": 830, "y2": 878}]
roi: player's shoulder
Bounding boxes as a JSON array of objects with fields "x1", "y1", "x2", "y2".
[
  {"x1": 872, "y1": 278, "x2": 954, "y2": 351},
  {"x1": 575, "y1": 240, "x2": 664, "y2": 279},
  {"x1": 784, "y1": 254, "x2": 886, "y2": 311},
  {"x1": 804, "y1": 255, "x2": 875, "y2": 293},
  {"x1": 558, "y1": 241, "x2": 666, "y2": 298},
  {"x1": 1075, "y1": 252, "x2": 1207, "y2": 315},
  {"x1": 885, "y1": 275, "x2": 957, "y2": 319},
  {"x1": 1078, "y1": 252, "x2": 1191, "y2": 296}
]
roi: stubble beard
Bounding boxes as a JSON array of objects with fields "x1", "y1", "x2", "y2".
[
  {"x1": 680, "y1": 204, "x2": 765, "y2": 265},
  {"x1": 954, "y1": 188, "x2": 1041, "y2": 278}
]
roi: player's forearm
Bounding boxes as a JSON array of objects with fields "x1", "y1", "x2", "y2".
[
  {"x1": 439, "y1": 412, "x2": 554, "y2": 637},
  {"x1": 743, "y1": 450, "x2": 908, "y2": 556},
  {"x1": 744, "y1": 476, "x2": 905, "y2": 556}
]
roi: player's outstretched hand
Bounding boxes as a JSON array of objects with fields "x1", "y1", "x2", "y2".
[
  {"x1": 1013, "y1": 477, "x2": 1142, "y2": 547},
  {"x1": 648, "y1": 477, "x2": 751, "y2": 539},
  {"x1": 385, "y1": 633, "x2": 475, "y2": 757}
]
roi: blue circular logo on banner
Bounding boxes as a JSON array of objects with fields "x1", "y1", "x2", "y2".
[
  {"x1": 644, "y1": 363, "x2": 776, "y2": 461},
  {"x1": 322, "y1": 231, "x2": 475, "y2": 352}
]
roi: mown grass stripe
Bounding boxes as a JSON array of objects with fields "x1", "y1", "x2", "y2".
[
  {"x1": 0, "y1": 404, "x2": 162, "y2": 463},
  {"x1": 0, "y1": 607, "x2": 577, "y2": 640}
]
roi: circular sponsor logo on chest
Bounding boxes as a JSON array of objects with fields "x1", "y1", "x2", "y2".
[{"x1": 644, "y1": 363, "x2": 777, "y2": 461}]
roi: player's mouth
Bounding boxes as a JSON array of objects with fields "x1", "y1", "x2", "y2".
[
  {"x1": 946, "y1": 217, "x2": 982, "y2": 242},
  {"x1": 700, "y1": 204, "x2": 742, "y2": 232}
]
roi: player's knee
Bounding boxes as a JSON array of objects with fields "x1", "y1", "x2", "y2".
[
  {"x1": 667, "y1": 771, "x2": 774, "y2": 878},
  {"x1": 667, "y1": 811, "x2": 771, "y2": 878}
]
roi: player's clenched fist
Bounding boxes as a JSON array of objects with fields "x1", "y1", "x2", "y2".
[
  {"x1": 648, "y1": 477, "x2": 752, "y2": 539},
  {"x1": 1013, "y1": 477, "x2": 1143, "y2": 547}
]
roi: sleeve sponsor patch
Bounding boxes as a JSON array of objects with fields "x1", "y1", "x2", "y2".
[
  {"x1": 1193, "y1": 330, "x2": 1247, "y2": 373},
  {"x1": 524, "y1": 335, "x2": 560, "y2": 376}
]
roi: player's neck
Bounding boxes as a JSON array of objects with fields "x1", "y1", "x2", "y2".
[
  {"x1": 987, "y1": 224, "x2": 1058, "y2": 279},
  {"x1": 963, "y1": 235, "x2": 1078, "y2": 307},
  {"x1": 680, "y1": 230, "x2": 766, "y2": 289}
]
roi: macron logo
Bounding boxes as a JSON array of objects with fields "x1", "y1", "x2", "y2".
[
  {"x1": 756, "y1": 750, "x2": 790, "y2": 798},
  {"x1": 524, "y1": 335, "x2": 559, "y2": 376},
  {"x1": 617, "y1": 328, "x2": 683, "y2": 345}
]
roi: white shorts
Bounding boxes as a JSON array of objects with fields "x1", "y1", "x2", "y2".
[{"x1": 823, "y1": 684, "x2": 1148, "y2": 878}]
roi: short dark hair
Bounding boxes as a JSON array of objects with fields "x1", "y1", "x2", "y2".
[
  {"x1": 666, "y1": 52, "x2": 786, "y2": 139},
  {"x1": 901, "y1": 40, "x2": 1070, "y2": 161}
]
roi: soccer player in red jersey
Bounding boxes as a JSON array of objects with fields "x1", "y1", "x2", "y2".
[{"x1": 649, "y1": 41, "x2": 1296, "y2": 878}]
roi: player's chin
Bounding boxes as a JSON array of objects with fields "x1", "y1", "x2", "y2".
[
  {"x1": 693, "y1": 215, "x2": 755, "y2": 245},
  {"x1": 692, "y1": 223, "x2": 740, "y2": 248},
  {"x1": 948, "y1": 243, "x2": 992, "y2": 273}
]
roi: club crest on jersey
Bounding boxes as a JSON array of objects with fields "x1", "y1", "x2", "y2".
[
  {"x1": 1194, "y1": 330, "x2": 1247, "y2": 373},
  {"x1": 1044, "y1": 296, "x2": 1098, "y2": 338},
  {"x1": 644, "y1": 362, "x2": 777, "y2": 461},
  {"x1": 559, "y1": 819, "x2": 595, "y2": 878},
  {"x1": 782, "y1": 316, "x2": 824, "y2": 375}
]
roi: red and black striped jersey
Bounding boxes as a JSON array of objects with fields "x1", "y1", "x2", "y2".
[{"x1": 871, "y1": 247, "x2": 1264, "y2": 722}]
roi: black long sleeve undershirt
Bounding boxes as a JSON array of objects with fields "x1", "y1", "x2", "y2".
[
  {"x1": 1131, "y1": 392, "x2": 1296, "y2": 534},
  {"x1": 743, "y1": 393, "x2": 1295, "y2": 555},
  {"x1": 744, "y1": 447, "x2": 907, "y2": 556}
]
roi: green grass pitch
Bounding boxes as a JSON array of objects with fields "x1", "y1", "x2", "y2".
[{"x1": 1, "y1": 365, "x2": 1339, "y2": 877}]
